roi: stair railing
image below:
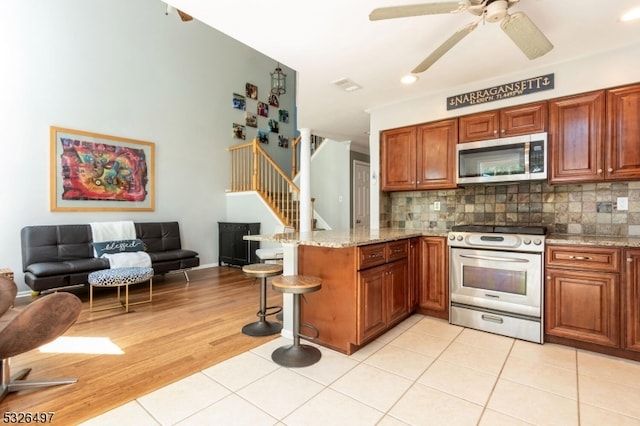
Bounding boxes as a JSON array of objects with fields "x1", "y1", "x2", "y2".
[
  {"x1": 290, "y1": 134, "x2": 325, "y2": 179},
  {"x1": 229, "y1": 138, "x2": 300, "y2": 228}
]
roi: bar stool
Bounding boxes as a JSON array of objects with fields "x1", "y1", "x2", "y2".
[
  {"x1": 241, "y1": 263, "x2": 283, "y2": 336},
  {"x1": 270, "y1": 275, "x2": 322, "y2": 368}
]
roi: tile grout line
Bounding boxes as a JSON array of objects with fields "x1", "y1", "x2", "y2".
[{"x1": 474, "y1": 337, "x2": 516, "y2": 425}]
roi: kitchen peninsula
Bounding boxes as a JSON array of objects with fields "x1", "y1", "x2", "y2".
[{"x1": 246, "y1": 228, "x2": 449, "y2": 355}]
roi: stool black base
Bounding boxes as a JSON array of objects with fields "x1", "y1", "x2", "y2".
[
  {"x1": 271, "y1": 344, "x2": 321, "y2": 368},
  {"x1": 242, "y1": 320, "x2": 282, "y2": 337}
]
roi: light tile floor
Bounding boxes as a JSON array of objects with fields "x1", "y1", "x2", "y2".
[{"x1": 81, "y1": 315, "x2": 640, "y2": 425}]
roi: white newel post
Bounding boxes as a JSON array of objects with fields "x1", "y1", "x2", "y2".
[{"x1": 281, "y1": 128, "x2": 312, "y2": 339}]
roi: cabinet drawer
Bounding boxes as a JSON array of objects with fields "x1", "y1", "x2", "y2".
[
  {"x1": 546, "y1": 245, "x2": 620, "y2": 272},
  {"x1": 387, "y1": 240, "x2": 409, "y2": 262},
  {"x1": 358, "y1": 243, "x2": 386, "y2": 270}
]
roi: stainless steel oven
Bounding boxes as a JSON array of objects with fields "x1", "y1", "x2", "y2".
[{"x1": 448, "y1": 225, "x2": 545, "y2": 343}]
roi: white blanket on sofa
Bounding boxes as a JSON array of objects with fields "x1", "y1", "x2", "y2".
[
  {"x1": 90, "y1": 221, "x2": 136, "y2": 243},
  {"x1": 90, "y1": 221, "x2": 150, "y2": 268}
]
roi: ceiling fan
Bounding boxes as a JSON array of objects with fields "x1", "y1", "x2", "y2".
[
  {"x1": 165, "y1": 4, "x2": 193, "y2": 22},
  {"x1": 369, "y1": 0, "x2": 553, "y2": 73}
]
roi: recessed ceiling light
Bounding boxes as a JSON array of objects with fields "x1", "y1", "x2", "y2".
[
  {"x1": 401, "y1": 74, "x2": 418, "y2": 85},
  {"x1": 621, "y1": 6, "x2": 640, "y2": 22}
]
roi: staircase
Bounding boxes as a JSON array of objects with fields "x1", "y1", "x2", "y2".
[
  {"x1": 229, "y1": 136, "x2": 325, "y2": 230},
  {"x1": 229, "y1": 138, "x2": 301, "y2": 229}
]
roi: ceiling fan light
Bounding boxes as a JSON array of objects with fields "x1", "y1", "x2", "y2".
[
  {"x1": 621, "y1": 7, "x2": 640, "y2": 22},
  {"x1": 400, "y1": 75, "x2": 418, "y2": 85}
]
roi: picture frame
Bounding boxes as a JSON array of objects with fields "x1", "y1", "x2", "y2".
[
  {"x1": 233, "y1": 123, "x2": 246, "y2": 140},
  {"x1": 245, "y1": 83, "x2": 258, "y2": 100},
  {"x1": 257, "y1": 101, "x2": 269, "y2": 117},
  {"x1": 50, "y1": 126, "x2": 155, "y2": 212},
  {"x1": 232, "y1": 93, "x2": 246, "y2": 111}
]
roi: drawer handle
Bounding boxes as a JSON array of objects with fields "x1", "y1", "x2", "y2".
[
  {"x1": 569, "y1": 255, "x2": 591, "y2": 260},
  {"x1": 369, "y1": 253, "x2": 380, "y2": 258},
  {"x1": 481, "y1": 314, "x2": 504, "y2": 324},
  {"x1": 392, "y1": 249, "x2": 403, "y2": 254}
]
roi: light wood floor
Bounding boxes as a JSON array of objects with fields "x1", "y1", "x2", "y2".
[{"x1": 1, "y1": 266, "x2": 282, "y2": 424}]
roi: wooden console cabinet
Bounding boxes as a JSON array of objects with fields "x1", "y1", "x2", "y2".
[{"x1": 298, "y1": 239, "x2": 411, "y2": 354}]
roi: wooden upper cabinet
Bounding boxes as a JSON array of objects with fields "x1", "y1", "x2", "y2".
[
  {"x1": 459, "y1": 110, "x2": 499, "y2": 142},
  {"x1": 416, "y1": 119, "x2": 458, "y2": 190},
  {"x1": 380, "y1": 126, "x2": 416, "y2": 191},
  {"x1": 381, "y1": 119, "x2": 457, "y2": 191},
  {"x1": 548, "y1": 90, "x2": 605, "y2": 183},
  {"x1": 500, "y1": 101, "x2": 548, "y2": 137},
  {"x1": 458, "y1": 101, "x2": 547, "y2": 143},
  {"x1": 606, "y1": 83, "x2": 640, "y2": 181}
]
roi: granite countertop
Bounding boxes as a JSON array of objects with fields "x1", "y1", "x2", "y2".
[
  {"x1": 246, "y1": 228, "x2": 640, "y2": 249},
  {"x1": 244, "y1": 228, "x2": 448, "y2": 248},
  {"x1": 546, "y1": 234, "x2": 640, "y2": 248}
]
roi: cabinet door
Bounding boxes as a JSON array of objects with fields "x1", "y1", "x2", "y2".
[
  {"x1": 381, "y1": 126, "x2": 416, "y2": 191},
  {"x1": 418, "y1": 237, "x2": 449, "y2": 319},
  {"x1": 545, "y1": 267, "x2": 620, "y2": 347},
  {"x1": 500, "y1": 101, "x2": 548, "y2": 137},
  {"x1": 624, "y1": 250, "x2": 640, "y2": 352},
  {"x1": 548, "y1": 91, "x2": 605, "y2": 183},
  {"x1": 408, "y1": 238, "x2": 420, "y2": 310},
  {"x1": 416, "y1": 119, "x2": 458, "y2": 190},
  {"x1": 606, "y1": 84, "x2": 640, "y2": 181},
  {"x1": 387, "y1": 259, "x2": 409, "y2": 326},
  {"x1": 357, "y1": 265, "x2": 387, "y2": 343},
  {"x1": 459, "y1": 111, "x2": 499, "y2": 143}
]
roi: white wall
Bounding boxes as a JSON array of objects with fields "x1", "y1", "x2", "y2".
[
  {"x1": 0, "y1": 0, "x2": 296, "y2": 292},
  {"x1": 368, "y1": 42, "x2": 640, "y2": 228},
  {"x1": 293, "y1": 139, "x2": 352, "y2": 230}
]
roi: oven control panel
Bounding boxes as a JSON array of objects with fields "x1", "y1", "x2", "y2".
[{"x1": 447, "y1": 232, "x2": 545, "y2": 252}]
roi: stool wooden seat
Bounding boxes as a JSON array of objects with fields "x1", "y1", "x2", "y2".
[
  {"x1": 241, "y1": 263, "x2": 283, "y2": 337},
  {"x1": 271, "y1": 275, "x2": 322, "y2": 368}
]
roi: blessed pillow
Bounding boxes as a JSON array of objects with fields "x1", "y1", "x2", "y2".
[{"x1": 93, "y1": 239, "x2": 146, "y2": 257}]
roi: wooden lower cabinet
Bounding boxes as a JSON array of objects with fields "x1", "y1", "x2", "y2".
[
  {"x1": 417, "y1": 237, "x2": 449, "y2": 320},
  {"x1": 624, "y1": 249, "x2": 640, "y2": 352},
  {"x1": 545, "y1": 244, "x2": 640, "y2": 361},
  {"x1": 545, "y1": 267, "x2": 620, "y2": 347},
  {"x1": 299, "y1": 240, "x2": 410, "y2": 355},
  {"x1": 357, "y1": 259, "x2": 409, "y2": 343}
]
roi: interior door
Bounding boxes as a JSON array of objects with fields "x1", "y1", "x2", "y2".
[{"x1": 353, "y1": 160, "x2": 370, "y2": 229}]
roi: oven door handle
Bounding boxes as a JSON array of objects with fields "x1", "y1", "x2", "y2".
[{"x1": 459, "y1": 254, "x2": 530, "y2": 263}]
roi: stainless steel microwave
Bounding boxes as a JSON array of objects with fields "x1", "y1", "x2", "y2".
[{"x1": 456, "y1": 132, "x2": 547, "y2": 185}]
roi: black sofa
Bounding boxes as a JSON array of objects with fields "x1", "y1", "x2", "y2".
[{"x1": 20, "y1": 222, "x2": 199, "y2": 292}]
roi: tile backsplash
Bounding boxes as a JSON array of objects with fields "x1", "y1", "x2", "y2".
[{"x1": 384, "y1": 181, "x2": 640, "y2": 236}]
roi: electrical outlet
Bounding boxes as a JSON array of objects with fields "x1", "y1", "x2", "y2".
[
  {"x1": 434, "y1": 201, "x2": 441, "y2": 211},
  {"x1": 617, "y1": 197, "x2": 629, "y2": 211}
]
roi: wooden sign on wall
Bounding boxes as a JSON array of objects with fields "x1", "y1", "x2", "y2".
[{"x1": 447, "y1": 73, "x2": 554, "y2": 110}]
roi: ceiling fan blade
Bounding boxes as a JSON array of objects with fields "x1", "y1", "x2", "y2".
[
  {"x1": 177, "y1": 9, "x2": 193, "y2": 22},
  {"x1": 501, "y1": 12, "x2": 553, "y2": 59},
  {"x1": 369, "y1": 1, "x2": 465, "y2": 21},
  {"x1": 412, "y1": 21, "x2": 477, "y2": 73}
]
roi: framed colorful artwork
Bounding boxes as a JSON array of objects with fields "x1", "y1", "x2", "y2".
[{"x1": 50, "y1": 126, "x2": 155, "y2": 212}]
